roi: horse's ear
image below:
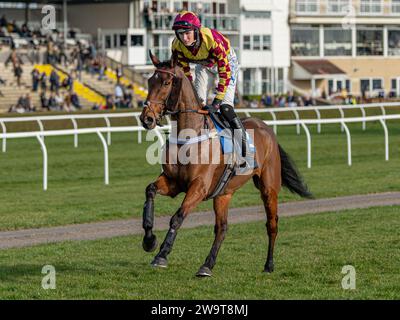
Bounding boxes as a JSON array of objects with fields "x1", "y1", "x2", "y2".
[
  {"x1": 166, "y1": 76, "x2": 182, "y2": 111},
  {"x1": 149, "y1": 50, "x2": 160, "y2": 66}
]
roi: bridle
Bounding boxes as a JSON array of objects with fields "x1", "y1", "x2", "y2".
[{"x1": 144, "y1": 68, "x2": 208, "y2": 126}]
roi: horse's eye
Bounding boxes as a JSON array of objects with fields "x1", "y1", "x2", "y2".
[{"x1": 163, "y1": 81, "x2": 171, "y2": 86}]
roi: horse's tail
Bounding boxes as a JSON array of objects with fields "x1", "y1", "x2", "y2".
[{"x1": 278, "y1": 144, "x2": 314, "y2": 199}]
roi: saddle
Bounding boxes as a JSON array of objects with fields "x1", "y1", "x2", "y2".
[{"x1": 205, "y1": 111, "x2": 257, "y2": 200}]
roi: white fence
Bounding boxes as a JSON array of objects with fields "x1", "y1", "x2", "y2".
[
  {"x1": 1, "y1": 113, "x2": 399, "y2": 191},
  {"x1": 0, "y1": 126, "x2": 167, "y2": 191},
  {"x1": 1, "y1": 101, "x2": 399, "y2": 152},
  {"x1": 239, "y1": 101, "x2": 400, "y2": 134}
]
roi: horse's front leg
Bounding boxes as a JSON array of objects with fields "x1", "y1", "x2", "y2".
[
  {"x1": 151, "y1": 178, "x2": 208, "y2": 268},
  {"x1": 142, "y1": 173, "x2": 180, "y2": 252}
]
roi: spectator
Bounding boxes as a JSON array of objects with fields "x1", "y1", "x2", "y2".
[
  {"x1": 62, "y1": 74, "x2": 73, "y2": 91},
  {"x1": 250, "y1": 99, "x2": 258, "y2": 108},
  {"x1": 278, "y1": 96, "x2": 286, "y2": 108},
  {"x1": 116, "y1": 66, "x2": 122, "y2": 83},
  {"x1": 48, "y1": 92, "x2": 59, "y2": 110},
  {"x1": 0, "y1": 15, "x2": 7, "y2": 28},
  {"x1": 287, "y1": 91, "x2": 296, "y2": 107},
  {"x1": 24, "y1": 93, "x2": 35, "y2": 112},
  {"x1": 98, "y1": 57, "x2": 106, "y2": 80},
  {"x1": 14, "y1": 63, "x2": 23, "y2": 87},
  {"x1": 71, "y1": 92, "x2": 82, "y2": 109},
  {"x1": 297, "y1": 96, "x2": 304, "y2": 107},
  {"x1": 31, "y1": 68, "x2": 40, "y2": 92},
  {"x1": 54, "y1": 91, "x2": 63, "y2": 109},
  {"x1": 49, "y1": 69, "x2": 60, "y2": 93},
  {"x1": 10, "y1": 94, "x2": 35, "y2": 113},
  {"x1": 63, "y1": 92, "x2": 73, "y2": 112},
  {"x1": 40, "y1": 92, "x2": 50, "y2": 111},
  {"x1": 114, "y1": 83, "x2": 124, "y2": 108},
  {"x1": 304, "y1": 95, "x2": 313, "y2": 106},
  {"x1": 40, "y1": 72, "x2": 48, "y2": 92},
  {"x1": 105, "y1": 94, "x2": 114, "y2": 109},
  {"x1": 5, "y1": 48, "x2": 22, "y2": 70}
]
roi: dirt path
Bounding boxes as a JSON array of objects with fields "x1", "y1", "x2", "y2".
[{"x1": 1, "y1": 192, "x2": 399, "y2": 250}]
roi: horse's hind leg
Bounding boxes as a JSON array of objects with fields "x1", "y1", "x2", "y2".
[
  {"x1": 196, "y1": 194, "x2": 232, "y2": 277},
  {"x1": 142, "y1": 173, "x2": 180, "y2": 253},
  {"x1": 259, "y1": 169, "x2": 280, "y2": 273}
]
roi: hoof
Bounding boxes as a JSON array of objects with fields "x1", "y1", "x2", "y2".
[
  {"x1": 151, "y1": 256, "x2": 168, "y2": 268},
  {"x1": 142, "y1": 235, "x2": 158, "y2": 252},
  {"x1": 263, "y1": 264, "x2": 274, "y2": 273},
  {"x1": 196, "y1": 266, "x2": 212, "y2": 277}
]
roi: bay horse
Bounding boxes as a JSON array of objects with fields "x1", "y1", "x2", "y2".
[{"x1": 139, "y1": 51, "x2": 313, "y2": 277}]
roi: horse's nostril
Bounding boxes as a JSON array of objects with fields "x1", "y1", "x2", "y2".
[{"x1": 146, "y1": 117, "x2": 154, "y2": 123}]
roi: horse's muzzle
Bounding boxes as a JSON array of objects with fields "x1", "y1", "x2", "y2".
[{"x1": 141, "y1": 115, "x2": 156, "y2": 130}]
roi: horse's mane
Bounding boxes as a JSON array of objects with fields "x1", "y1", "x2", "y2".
[{"x1": 156, "y1": 60, "x2": 205, "y2": 109}]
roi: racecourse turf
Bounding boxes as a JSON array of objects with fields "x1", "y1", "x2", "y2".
[
  {"x1": 0, "y1": 116, "x2": 399, "y2": 231},
  {"x1": 0, "y1": 205, "x2": 398, "y2": 299}
]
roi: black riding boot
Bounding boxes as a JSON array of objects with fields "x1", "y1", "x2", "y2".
[
  {"x1": 219, "y1": 104, "x2": 249, "y2": 160},
  {"x1": 229, "y1": 116, "x2": 248, "y2": 158}
]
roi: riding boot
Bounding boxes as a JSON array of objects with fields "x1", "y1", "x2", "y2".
[{"x1": 229, "y1": 116, "x2": 248, "y2": 159}]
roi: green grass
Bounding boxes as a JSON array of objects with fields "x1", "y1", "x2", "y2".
[
  {"x1": 0, "y1": 119, "x2": 399, "y2": 231},
  {"x1": 0, "y1": 205, "x2": 399, "y2": 299}
]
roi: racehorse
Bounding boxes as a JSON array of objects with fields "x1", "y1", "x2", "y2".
[{"x1": 139, "y1": 51, "x2": 313, "y2": 277}]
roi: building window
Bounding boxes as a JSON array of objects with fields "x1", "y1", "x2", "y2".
[
  {"x1": 356, "y1": 28, "x2": 383, "y2": 56},
  {"x1": 346, "y1": 79, "x2": 351, "y2": 92},
  {"x1": 291, "y1": 26, "x2": 320, "y2": 56},
  {"x1": 392, "y1": 0, "x2": 400, "y2": 14},
  {"x1": 360, "y1": 79, "x2": 370, "y2": 94},
  {"x1": 360, "y1": 78, "x2": 384, "y2": 96},
  {"x1": 324, "y1": 27, "x2": 352, "y2": 56},
  {"x1": 253, "y1": 35, "x2": 261, "y2": 50},
  {"x1": 261, "y1": 68, "x2": 272, "y2": 94},
  {"x1": 243, "y1": 68, "x2": 255, "y2": 95},
  {"x1": 131, "y1": 35, "x2": 143, "y2": 47},
  {"x1": 244, "y1": 11, "x2": 271, "y2": 19},
  {"x1": 328, "y1": 79, "x2": 351, "y2": 95},
  {"x1": 262, "y1": 35, "x2": 271, "y2": 51},
  {"x1": 243, "y1": 35, "x2": 251, "y2": 50},
  {"x1": 119, "y1": 34, "x2": 127, "y2": 47},
  {"x1": 327, "y1": 0, "x2": 351, "y2": 14},
  {"x1": 295, "y1": 0, "x2": 319, "y2": 14},
  {"x1": 388, "y1": 29, "x2": 400, "y2": 55},
  {"x1": 391, "y1": 78, "x2": 399, "y2": 97},
  {"x1": 105, "y1": 35, "x2": 111, "y2": 49},
  {"x1": 243, "y1": 35, "x2": 271, "y2": 51},
  {"x1": 360, "y1": 0, "x2": 382, "y2": 14},
  {"x1": 372, "y1": 79, "x2": 383, "y2": 90}
]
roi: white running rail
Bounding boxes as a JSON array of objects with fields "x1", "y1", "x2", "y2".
[{"x1": 0, "y1": 114, "x2": 399, "y2": 191}]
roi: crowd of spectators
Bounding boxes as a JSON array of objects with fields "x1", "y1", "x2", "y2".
[{"x1": 244, "y1": 92, "x2": 317, "y2": 108}]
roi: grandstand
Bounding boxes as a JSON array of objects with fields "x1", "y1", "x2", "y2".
[{"x1": 0, "y1": 0, "x2": 148, "y2": 113}]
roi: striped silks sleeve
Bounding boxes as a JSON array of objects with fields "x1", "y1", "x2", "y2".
[
  {"x1": 211, "y1": 41, "x2": 231, "y2": 100},
  {"x1": 171, "y1": 42, "x2": 192, "y2": 81}
]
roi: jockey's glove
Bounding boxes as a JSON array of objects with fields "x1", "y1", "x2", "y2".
[
  {"x1": 204, "y1": 105, "x2": 218, "y2": 113},
  {"x1": 212, "y1": 98, "x2": 222, "y2": 109}
]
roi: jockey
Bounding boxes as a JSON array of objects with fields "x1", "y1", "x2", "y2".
[{"x1": 171, "y1": 10, "x2": 249, "y2": 160}]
